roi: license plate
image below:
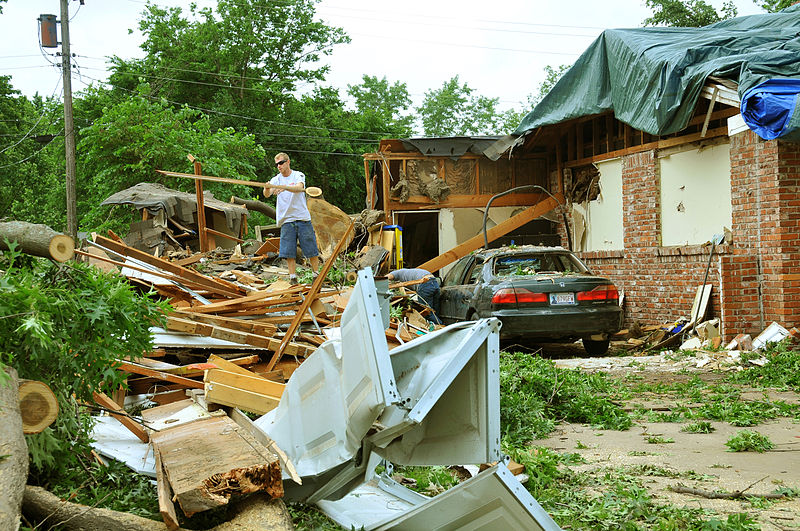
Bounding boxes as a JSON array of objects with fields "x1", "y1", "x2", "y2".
[{"x1": 550, "y1": 293, "x2": 575, "y2": 305}]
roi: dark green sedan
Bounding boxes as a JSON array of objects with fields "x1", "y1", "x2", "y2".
[{"x1": 438, "y1": 246, "x2": 623, "y2": 355}]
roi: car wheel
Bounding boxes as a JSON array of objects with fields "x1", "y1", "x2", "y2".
[
  {"x1": 582, "y1": 338, "x2": 610, "y2": 356},
  {"x1": 468, "y1": 311, "x2": 480, "y2": 322}
]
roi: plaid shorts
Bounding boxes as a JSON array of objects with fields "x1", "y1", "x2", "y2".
[{"x1": 279, "y1": 220, "x2": 319, "y2": 259}]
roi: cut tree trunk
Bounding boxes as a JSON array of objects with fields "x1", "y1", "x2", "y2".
[
  {"x1": 230, "y1": 196, "x2": 276, "y2": 220},
  {"x1": 23, "y1": 486, "x2": 294, "y2": 531},
  {"x1": 22, "y1": 486, "x2": 171, "y2": 531},
  {"x1": 18, "y1": 379, "x2": 59, "y2": 434},
  {"x1": 0, "y1": 368, "x2": 28, "y2": 531},
  {"x1": 0, "y1": 221, "x2": 74, "y2": 262}
]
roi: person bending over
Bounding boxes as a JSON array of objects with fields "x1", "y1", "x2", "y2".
[{"x1": 387, "y1": 268, "x2": 442, "y2": 324}]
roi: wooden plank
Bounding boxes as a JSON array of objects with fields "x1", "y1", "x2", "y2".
[
  {"x1": 150, "y1": 415, "x2": 283, "y2": 517},
  {"x1": 172, "y1": 310, "x2": 278, "y2": 336},
  {"x1": 268, "y1": 221, "x2": 355, "y2": 369},
  {"x1": 93, "y1": 234, "x2": 243, "y2": 298},
  {"x1": 204, "y1": 370, "x2": 284, "y2": 415},
  {"x1": 207, "y1": 354, "x2": 265, "y2": 378},
  {"x1": 205, "y1": 369, "x2": 285, "y2": 397},
  {"x1": 92, "y1": 391, "x2": 149, "y2": 443},
  {"x1": 155, "y1": 446, "x2": 180, "y2": 530},
  {"x1": 115, "y1": 360, "x2": 204, "y2": 389},
  {"x1": 205, "y1": 226, "x2": 242, "y2": 244},
  {"x1": 417, "y1": 194, "x2": 563, "y2": 273}
]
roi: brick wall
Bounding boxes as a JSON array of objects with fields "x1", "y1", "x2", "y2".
[{"x1": 572, "y1": 132, "x2": 800, "y2": 340}]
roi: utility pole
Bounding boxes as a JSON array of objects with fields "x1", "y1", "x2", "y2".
[{"x1": 60, "y1": 0, "x2": 77, "y2": 240}]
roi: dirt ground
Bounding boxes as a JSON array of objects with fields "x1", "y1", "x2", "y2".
[{"x1": 528, "y1": 342, "x2": 800, "y2": 530}]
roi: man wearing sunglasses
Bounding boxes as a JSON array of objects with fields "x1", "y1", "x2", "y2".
[{"x1": 263, "y1": 152, "x2": 320, "y2": 284}]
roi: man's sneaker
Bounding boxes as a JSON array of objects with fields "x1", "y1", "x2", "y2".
[{"x1": 289, "y1": 275, "x2": 298, "y2": 285}]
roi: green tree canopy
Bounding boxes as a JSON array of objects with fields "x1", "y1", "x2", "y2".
[
  {"x1": 110, "y1": 0, "x2": 349, "y2": 108},
  {"x1": 754, "y1": 0, "x2": 795, "y2": 11},
  {"x1": 643, "y1": 0, "x2": 737, "y2": 28},
  {"x1": 417, "y1": 76, "x2": 506, "y2": 136},
  {"x1": 76, "y1": 85, "x2": 266, "y2": 233},
  {"x1": 643, "y1": 0, "x2": 737, "y2": 27},
  {"x1": 347, "y1": 75, "x2": 414, "y2": 136}
]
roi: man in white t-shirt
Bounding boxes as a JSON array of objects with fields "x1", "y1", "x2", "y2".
[{"x1": 263, "y1": 152, "x2": 320, "y2": 283}]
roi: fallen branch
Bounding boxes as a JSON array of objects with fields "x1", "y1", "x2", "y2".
[{"x1": 669, "y1": 477, "x2": 787, "y2": 500}]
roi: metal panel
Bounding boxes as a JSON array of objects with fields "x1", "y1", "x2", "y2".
[
  {"x1": 370, "y1": 318, "x2": 502, "y2": 465},
  {"x1": 254, "y1": 271, "x2": 398, "y2": 478},
  {"x1": 318, "y1": 464, "x2": 561, "y2": 531},
  {"x1": 373, "y1": 463, "x2": 561, "y2": 531}
]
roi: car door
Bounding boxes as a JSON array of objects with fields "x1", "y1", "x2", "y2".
[{"x1": 438, "y1": 256, "x2": 473, "y2": 323}]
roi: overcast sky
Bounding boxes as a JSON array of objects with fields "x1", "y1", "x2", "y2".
[{"x1": 1, "y1": 0, "x2": 765, "y2": 114}]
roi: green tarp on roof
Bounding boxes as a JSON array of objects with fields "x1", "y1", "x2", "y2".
[{"x1": 513, "y1": 5, "x2": 800, "y2": 139}]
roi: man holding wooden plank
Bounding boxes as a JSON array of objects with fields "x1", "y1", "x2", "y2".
[{"x1": 263, "y1": 153, "x2": 320, "y2": 284}]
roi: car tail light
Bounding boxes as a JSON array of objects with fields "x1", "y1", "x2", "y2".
[
  {"x1": 492, "y1": 288, "x2": 547, "y2": 304},
  {"x1": 577, "y1": 284, "x2": 619, "y2": 302}
]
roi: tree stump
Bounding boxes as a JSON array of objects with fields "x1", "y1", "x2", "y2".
[{"x1": 0, "y1": 221, "x2": 74, "y2": 262}]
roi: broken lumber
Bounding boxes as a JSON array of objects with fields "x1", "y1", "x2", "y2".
[
  {"x1": 18, "y1": 379, "x2": 59, "y2": 434},
  {"x1": 154, "y1": 446, "x2": 179, "y2": 530},
  {"x1": 0, "y1": 221, "x2": 74, "y2": 262},
  {"x1": 114, "y1": 360, "x2": 204, "y2": 390},
  {"x1": 269, "y1": 220, "x2": 354, "y2": 368},
  {"x1": 93, "y1": 234, "x2": 244, "y2": 299},
  {"x1": 92, "y1": 391, "x2": 149, "y2": 443},
  {"x1": 418, "y1": 193, "x2": 563, "y2": 273},
  {"x1": 150, "y1": 415, "x2": 283, "y2": 516}
]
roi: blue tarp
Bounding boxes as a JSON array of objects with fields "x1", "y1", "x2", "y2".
[{"x1": 514, "y1": 5, "x2": 800, "y2": 141}]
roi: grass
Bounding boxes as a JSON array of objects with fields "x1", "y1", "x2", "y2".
[{"x1": 725, "y1": 430, "x2": 775, "y2": 452}]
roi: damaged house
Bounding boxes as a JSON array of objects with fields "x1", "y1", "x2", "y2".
[{"x1": 368, "y1": 6, "x2": 800, "y2": 339}]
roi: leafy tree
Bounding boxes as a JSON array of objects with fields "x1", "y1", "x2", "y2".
[
  {"x1": 643, "y1": 0, "x2": 737, "y2": 27},
  {"x1": 0, "y1": 249, "x2": 167, "y2": 479},
  {"x1": 110, "y1": 0, "x2": 349, "y2": 107},
  {"x1": 417, "y1": 76, "x2": 505, "y2": 136},
  {"x1": 0, "y1": 76, "x2": 65, "y2": 230},
  {"x1": 347, "y1": 75, "x2": 414, "y2": 136},
  {"x1": 754, "y1": 0, "x2": 795, "y2": 11},
  {"x1": 76, "y1": 85, "x2": 266, "y2": 233}
]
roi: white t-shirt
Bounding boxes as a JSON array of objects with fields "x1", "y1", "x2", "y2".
[{"x1": 270, "y1": 170, "x2": 311, "y2": 226}]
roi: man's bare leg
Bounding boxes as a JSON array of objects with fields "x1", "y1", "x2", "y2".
[{"x1": 310, "y1": 256, "x2": 320, "y2": 273}]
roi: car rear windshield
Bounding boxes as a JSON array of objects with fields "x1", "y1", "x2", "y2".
[{"x1": 493, "y1": 253, "x2": 589, "y2": 276}]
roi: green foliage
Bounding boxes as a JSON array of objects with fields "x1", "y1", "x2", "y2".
[
  {"x1": 728, "y1": 341, "x2": 800, "y2": 391},
  {"x1": 725, "y1": 430, "x2": 774, "y2": 452},
  {"x1": 48, "y1": 460, "x2": 159, "y2": 520},
  {"x1": 347, "y1": 75, "x2": 414, "y2": 135},
  {"x1": 0, "y1": 251, "x2": 167, "y2": 477},
  {"x1": 286, "y1": 503, "x2": 341, "y2": 530},
  {"x1": 417, "y1": 75, "x2": 511, "y2": 136},
  {"x1": 682, "y1": 420, "x2": 715, "y2": 433},
  {"x1": 0, "y1": 76, "x2": 66, "y2": 230},
  {"x1": 754, "y1": 0, "x2": 795, "y2": 12},
  {"x1": 643, "y1": 0, "x2": 737, "y2": 27},
  {"x1": 499, "y1": 351, "x2": 632, "y2": 446},
  {"x1": 76, "y1": 87, "x2": 266, "y2": 233},
  {"x1": 392, "y1": 465, "x2": 461, "y2": 495},
  {"x1": 646, "y1": 435, "x2": 675, "y2": 444}
]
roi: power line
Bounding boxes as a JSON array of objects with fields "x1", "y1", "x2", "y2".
[
  {"x1": 0, "y1": 77, "x2": 63, "y2": 155},
  {"x1": 0, "y1": 129, "x2": 63, "y2": 170},
  {"x1": 75, "y1": 73, "x2": 388, "y2": 142}
]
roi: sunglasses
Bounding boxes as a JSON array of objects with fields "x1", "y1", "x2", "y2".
[{"x1": 276, "y1": 159, "x2": 288, "y2": 167}]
